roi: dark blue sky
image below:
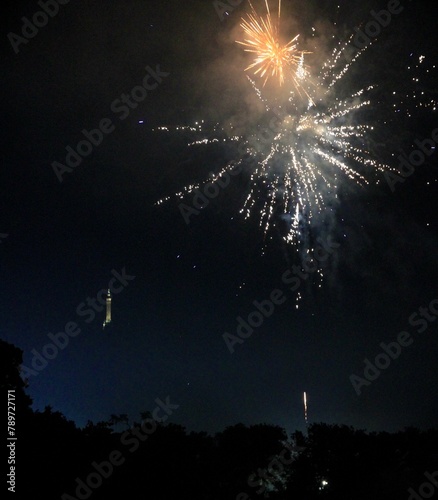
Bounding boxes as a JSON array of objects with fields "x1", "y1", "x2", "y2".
[{"x1": 2, "y1": 0, "x2": 438, "y2": 436}]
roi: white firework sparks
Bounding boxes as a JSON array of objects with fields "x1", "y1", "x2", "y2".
[
  {"x1": 152, "y1": 0, "x2": 438, "y2": 309},
  {"x1": 155, "y1": 32, "x2": 396, "y2": 249},
  {"x1": 152, "y1": 3, "x2": 436, "y2": 308}
]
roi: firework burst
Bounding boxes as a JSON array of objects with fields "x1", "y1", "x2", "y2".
[
  {"x1": 154, "y1": 1, "x2": 404, "y2": 262},
  {"x1": 236, "y1": 0, "x2": 309, "y2": 88},
  {"x1": 156, "y1": 35, "x2": 395, "y2": 247}
]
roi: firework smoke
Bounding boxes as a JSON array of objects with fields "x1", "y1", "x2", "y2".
[{"x1": 154, "y1": 1, "x2": 407, "y2": 271}]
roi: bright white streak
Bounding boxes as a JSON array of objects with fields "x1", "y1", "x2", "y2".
[{"x1": 303, "y1": 391, "x2": 308, "y2": 426}]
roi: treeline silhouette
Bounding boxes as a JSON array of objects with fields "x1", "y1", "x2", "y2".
[{"x1": 2, "y1": 338, "x2": 438, "y2": 499}]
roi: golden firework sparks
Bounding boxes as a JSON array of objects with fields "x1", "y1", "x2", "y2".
[{"x1": 236, "y1": 0, "x2": 308, "y2": 87}]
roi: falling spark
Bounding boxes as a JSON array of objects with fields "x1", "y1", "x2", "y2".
[{"x1": 303, "y1": 391, "x2": 308, "y2": 426}]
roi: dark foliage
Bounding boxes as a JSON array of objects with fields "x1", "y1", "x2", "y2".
[{"x1": 2, "y1": 339, "x2": 438, "y2": 499}]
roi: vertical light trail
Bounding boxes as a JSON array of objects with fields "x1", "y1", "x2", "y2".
[{"x1": 303, "y1": 391, "x2": 308, "y2": 426}]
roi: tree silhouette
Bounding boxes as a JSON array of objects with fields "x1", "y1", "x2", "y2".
[{"x1": 2, "y1": 339, "x2": 438, "y2": 500}]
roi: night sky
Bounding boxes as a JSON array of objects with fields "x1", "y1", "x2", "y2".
[{"x1": 2, "y1": 0, "x2": 438, "y2": 436}]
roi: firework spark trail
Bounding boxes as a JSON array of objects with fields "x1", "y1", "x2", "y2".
[
  {"x1": 155, "y1": 161, "x2": 242, "y2": 205},
  {"x1": 303, "y1": 391, "x2": 308, "y2": 426}
]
